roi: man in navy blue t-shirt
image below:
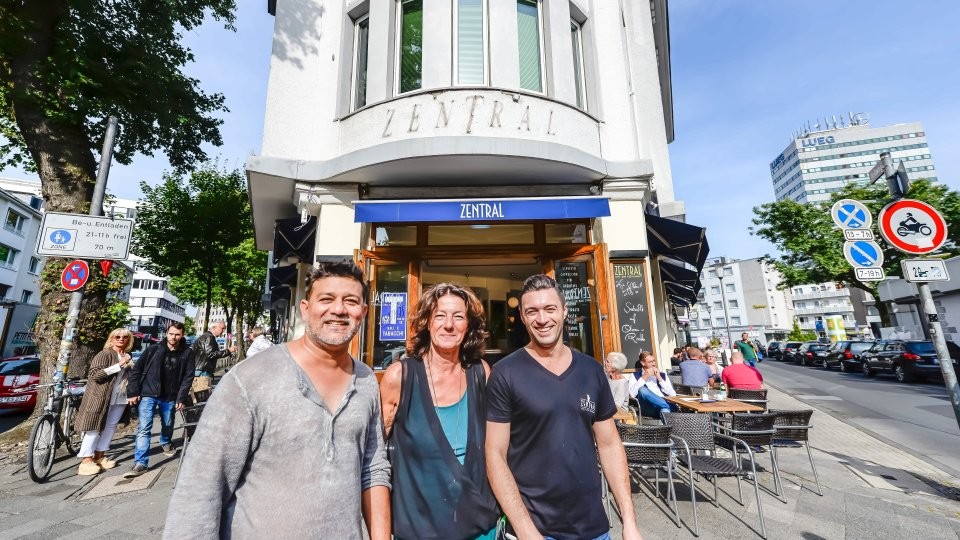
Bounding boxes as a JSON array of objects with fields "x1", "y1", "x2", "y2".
[{"x1": 486, "y1": 275, "x2": 643, "y2": 540}]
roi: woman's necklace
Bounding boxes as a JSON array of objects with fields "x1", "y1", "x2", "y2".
[{"x1": 425, "y1": 353, "x2": 465, "y2": 456}]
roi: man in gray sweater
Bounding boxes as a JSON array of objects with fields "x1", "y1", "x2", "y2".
[{"x1": 164, "y1": 261, "x2": 391, "y2": 539}]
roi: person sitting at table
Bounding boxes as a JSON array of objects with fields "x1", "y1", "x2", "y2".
[
  {"x1": 628, "y1": 351, "x2": 676, "y2": 420},
  {"x1": 605, "y1": 351, "x2": 632, "y2": 411},
  {"x1": 669, "y1": 347, "x2": 684, "y2": 368},
  {"x1": 704, "y1": 348, "x2": 724, "y2": 384},
  {"x1": 679, "y1": 347, "x2": 714, "y2": 388},
  {"x1": 721, "y1": 351, "x2": 764, "y2": 390}
]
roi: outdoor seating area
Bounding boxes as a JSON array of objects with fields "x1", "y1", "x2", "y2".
[{"x1": 616, "y1": 392, "x2": 824, "y2": 538}]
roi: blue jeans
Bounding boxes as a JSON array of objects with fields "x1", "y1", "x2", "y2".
[
  {"x1": 134, "y1": 396, "x2": 175, "y2": 467},
  {"x1": 545, "y1": 535, "x2": 609, "y2": 540},
  {"x1": 745, "y1": 358, "x2": 758, "y2": 368},
  {"x1": 637, "y1": 386, "x2": 672, "y2": 420}
]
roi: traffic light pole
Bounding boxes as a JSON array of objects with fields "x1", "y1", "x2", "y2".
[
  {"x1": 53, "y1": 117, "x2": 118, "y2": 381},
  {"x1": 880, "y1": 152, "x2": 960, "y2": 431}
]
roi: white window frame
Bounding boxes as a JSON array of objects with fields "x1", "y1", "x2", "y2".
[
  {"x1": 0, "y1": 244, "x2": 18, "y2": 268},
  {"x1": 570, "y1": 19, "x2": 586, "y2": 108},
  {"x1": 351, "y1": 14, "x2": 370, "y2": 111},
  {"x1": 454, "y1": 0, "x2": 489, "y2": 86},
  {"x1": 516, "y1": 0, "x2": 546, "y2": 94},
  {"x1": 394, "y1": 0, "x2": 423, "y2": 95},
  {"x1": 4, "y1": 210, "x2": 25, "y2": 236},
  {"x1": 27, "y1": 256, "x2": 40, "y2": 274}
]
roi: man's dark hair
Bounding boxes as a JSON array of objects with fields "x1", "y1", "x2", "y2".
[
  {"x1": 519, "y1": 274, "x2": 566, "y2": 309},
  {"x1": 167, "y1": 321, "x2": 186, "y2": 332},
  {"x1": 304, "y1": 260, "x2": 368, "y2": 301}
]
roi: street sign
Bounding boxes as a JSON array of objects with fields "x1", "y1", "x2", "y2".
[
  {"x1": 36, "y1": 212, "x2": 134, "y2": 259},
  {"x1": 61, "y1": 260, "x2": 90, "y2": 291},
  {"x1": 868, "y1": 161, "x2": 885, "y2": 182},
  {"x1": 843, "y1": 229, "x2": 874, "y2": 241},
  {"x1": 902, "y1": 258, "x2": 950, "y2": 282},
  {"x1": 877, "y1": 199, "x2": 947, "y2": 254},
  {"x1": 855, "y1": 267, "x2": 886, "y2": 281},
  {"x1": 843, "y1": 240, "x2": 885, "y2": 268},
  {"x1": 830, "y1": 199, "x2": 872, "y2": 229},
  {"x1": 378, "y1": 292, "x2": 407, "y2": 341}
]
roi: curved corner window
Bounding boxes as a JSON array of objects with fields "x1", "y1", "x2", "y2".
[
  {"x1": 517, "y1": 0, "x2": 543, "y2": 92},
  {"x1": 570, "y1": 20, "x2": 586, "y2": 108},
  {"x1": 457, "y1": 0, "x2": 487, "y2": 85},
  {"x1": 397, "y1": 0, "x2": 423, "y2": 94},
  {"x1": 352, "y1": 16, "x2": 370, "y2": 110}
]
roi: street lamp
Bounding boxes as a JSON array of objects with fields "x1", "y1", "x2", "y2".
[{"x1": 713, "y1": 260, "x2": 732, "y2": 349}]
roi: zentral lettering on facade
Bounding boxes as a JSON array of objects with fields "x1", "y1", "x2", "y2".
[
  {"x1": 801, "y1": 135, "x2": 836, "y2": 148},
  {"x1": 382, "y1": 94, "x2": 558, "y2": 138},
  {"x1": 460, "y1": 203, "x2": 504, "y2": 219}
]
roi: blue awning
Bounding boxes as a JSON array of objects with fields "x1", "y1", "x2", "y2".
[{"x1": 353, "y1": 197, "x2": 610, "y2": 223}]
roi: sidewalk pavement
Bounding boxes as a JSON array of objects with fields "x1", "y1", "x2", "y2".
[{"x1": 1, "y1": 379, "x2": 959, "y2": 539}]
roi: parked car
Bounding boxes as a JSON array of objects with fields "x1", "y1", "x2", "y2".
[
  {"x1": 0, "y1": 355, "x2": 41, "y2": 413},
  {"x1": 797, "y1": 342, "x2": 831, "y2": 366},
  {"x1": 780, "y1": 341, "x2": 804, "y2": 363},
  {"x1": 826, "y1": 340, "x2": 875, "y2": 372},
  {"x1": 766, "y1": 341, "x2": 784, "y2": 360},
  {"x1": 861, "y1": 340, "x2": 959, "y2": 383}
]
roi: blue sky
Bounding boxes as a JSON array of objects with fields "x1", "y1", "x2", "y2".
[{"x1": 5, "y1": 1, "x2": 959, "y2": 262}]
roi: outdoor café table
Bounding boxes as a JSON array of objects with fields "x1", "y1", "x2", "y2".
[
  {"x1": 664, "y1": 395, "x2": 764, "y2": 414},
  {"x1": 613, "y1": 408, "x2": 637, "y2": 424}
]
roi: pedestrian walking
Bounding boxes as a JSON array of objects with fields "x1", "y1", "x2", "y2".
[
  {"x1": 191, "y1": 320, "x2": 236, "y2": 396},
  {"x1": 163, "y1": 261, "x2": 390, "y2": 540},
  {"x1": 125, "y1": 321, "x2": 195, "y2": 478},
  {"x1": 73, "y1": 328, "x2": 135, "y2": 476},
  {"x1": 244, "y1": 326, "x2": 272, "y2": 358},
  {"x1": 734, "y1": 332, "x2": 761, "y2": 368}
]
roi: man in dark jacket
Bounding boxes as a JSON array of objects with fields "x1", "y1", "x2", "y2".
[
  {"x1": 191, "y1": 320, "x2": 236, "y2": 394},
  {"x1": 125, "y1": 321, "x2": 195, "y2": 477}
]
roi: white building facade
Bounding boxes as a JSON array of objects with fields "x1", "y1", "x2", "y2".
[
  {"x1": 687, "y1": 257, "x2": 793, "y2": 347},
  {"x1": 249, "y1": 0, "x2": 706, "y2": 368},
  {"x1": 0, "y1": 185, "x2": 44, "y2": 356},
  {"x1": 770, "y1": 118, "x2": 937, "y2": 203}
]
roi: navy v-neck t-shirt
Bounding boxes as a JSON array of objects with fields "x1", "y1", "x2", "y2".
[{"x1": 486, "y1": 348, "x2": 616, "y2": 540}]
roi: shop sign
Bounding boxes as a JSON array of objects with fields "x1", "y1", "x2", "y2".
[
  {"x1": 11, "y1": 331, "x2": 35, "y2": 346},
  {"x1": 354, "y1": 197, "x2": 610, "y2": 223},
  {"x1": 378, "y1": 292, "x2": 407, "y2": 342}
]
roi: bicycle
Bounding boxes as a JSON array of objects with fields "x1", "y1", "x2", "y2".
[{"x1": 19, "y1": 378, "x2": 87, "y2": 482}]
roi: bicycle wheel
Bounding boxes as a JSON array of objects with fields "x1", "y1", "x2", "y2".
[
  {"x1": 27, "y1": 415, "x2": 57, "y2": 483},
  {"x1": 61, "y1": 397, "x2": 82, "y2": 456}
]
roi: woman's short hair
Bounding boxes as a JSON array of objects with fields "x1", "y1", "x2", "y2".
[
  {"x1": 606, "y1": 352, "x2": 627, "y2": 372},
  {"x1": 104, "y1": 328, "x2": 134, "y2": 353},
  {"x1": 409, "y1": 283, "x2": 489, "y2": 367},
  {"x1": 250, "y1": 326, "x2": 265, "y2": 338}
]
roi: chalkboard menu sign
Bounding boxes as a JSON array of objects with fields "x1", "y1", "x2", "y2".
[{"x1": 612, "y1": 262, "x2": 652, "y2": 363}]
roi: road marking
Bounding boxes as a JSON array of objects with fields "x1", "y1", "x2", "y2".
[{"x1": 795, "y1": 395, "x2": 843, "y2": 400}]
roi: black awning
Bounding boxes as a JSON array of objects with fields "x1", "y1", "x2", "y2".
[
  {"x1": 664, "y1": 281, "x2": 698, "y2": 306},
  {"x1": 646, "y1": 214, "x2": 710, "y2": 272},
  {"x1": 273, "y1": 216, "x2": 317, "y2": 264},
  {"x1": 659, "y1": 260, "x2": 698, "y2": 288},
  {"x1": 667, "y1": 294, "x2": 693, "y2": 307},
  {"x1": 268, "y1": 265, "x2": 299, "y2": 289}
]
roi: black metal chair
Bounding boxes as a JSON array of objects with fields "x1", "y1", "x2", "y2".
[
  {"x1": 616, "y1": 422, "x2": 680, "y2": 527},
  {"x1": 174, "y1": 401, "x2": 206, "y2": 486},
  {"x1": 668, "y1": 373, "x2": 683, "y2": 387},
  {"x1": 663, "y1": 412, "x2": 767, "y2": 539},
  {"x1": 717, "y1": 413, "x2": 784, "y2": 503},
  {"x1": 769, "y1": 409, "x2": 823, "y2": 496},
  {"x1": 675, "y1": 384, "x2": 704, "y2": 396},
  {"x1": 729, "y1": 388, "x2": 769, "y2": 411}
]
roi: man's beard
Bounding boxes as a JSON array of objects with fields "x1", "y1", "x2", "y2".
[{"x1": 305, "y1": 317, "x2": 360, "y2": 347}]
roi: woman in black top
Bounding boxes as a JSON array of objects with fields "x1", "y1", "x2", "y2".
[{"x1": 380, "y1": 283, "x2": 499, "y2": 540}]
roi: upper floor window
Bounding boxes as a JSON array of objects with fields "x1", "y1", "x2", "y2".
[
  {"x1": 28, "y1": 257, "x2": 40, "y2": 274},
  {"x1": 4, "y1": 210, "x2": 25, "y2": 235},
  {"x1": 456, "y1": 0, "x2": 486, "y2": 85},
  {"x1": 20, "y1": 290, "x2": 32, "y2": 304},
  {"x1": 0, "y1": 244, "x2": 18, "y2": 268},
  {"x1": 570, "y1": 20, "x2": 586, "y2": 108},
  {"x1": 397, "y1": 0, "x2": 423, "y2": 94},
  {"x1": 517, "y1": 0, "x2": 543, "y2": 92},
  {"x1": 352, "y1": 15, "x2": 370, "y2": 110},
  {"x1": 723, "y1": 267, "x2": 733, "y2": 276}
]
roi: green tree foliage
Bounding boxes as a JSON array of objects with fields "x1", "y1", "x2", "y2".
[
  {"x1": 786, "y1": 320, "x2": 817, "y2": 342},
  {"x1": 751, "y1": 179, "x2": 960, "y2": 301},
  {"x1": 0, "y1": 1, "x2": 236, "y2": 398},
  {"x1": 184, "y1": 315, "x2": 196, "y2": 336},
  {"x1": 133, "y1": 165, "x2": 250, "y2": 323}
]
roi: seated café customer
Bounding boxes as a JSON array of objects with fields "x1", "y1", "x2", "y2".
[
  {"x1": 628, "y1": 351, "x2": 676, "y2": 420},
  {"x1": 669, "y1": 347, "x2": 684, "y2": 368},
  {"x1": 704, "y1": 348, "x2": 723, "y2": 384},
  {"x1": 679, "y1": 347, "x2": 713, "y2": 388},
  {"x1": 721, "y1": 351, "x2": 764, "y2": 390},
  {"x1": 605, "y1": 352, "x2": 632, "y2": 411}
]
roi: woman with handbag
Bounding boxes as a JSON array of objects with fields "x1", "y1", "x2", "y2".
[
  {"x1": 73, "y1": 328, "x2": 135, "y2": 475},
  {"x1": 380, "y1": 283, "x2": 500, "y2": 540}
]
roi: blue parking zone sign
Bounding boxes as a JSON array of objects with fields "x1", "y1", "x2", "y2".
[
  {"x1": 831, "y1": 199, "x2": 872, "y2": 229},
  {"x1": 378, "y1": 292, "x2": 407, "y2": 341},
  {"x1": 843, "y1": 240, "x2": 884, "y2": 268}
]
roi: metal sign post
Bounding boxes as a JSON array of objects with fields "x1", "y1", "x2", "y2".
[
  {"x1": 53, "y1": 117, "x2": 118, "y2": 381},
  {"x1": 873, "y1": 153, "x2": 960, "y2": 431}
]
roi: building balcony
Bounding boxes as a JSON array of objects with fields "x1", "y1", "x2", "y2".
[
  {"x1": 791, "y1": 289, "x2": 851, "y2": 301},
  {"x1": 793, "y1": 306, "x2": 853, "y2": 315}
]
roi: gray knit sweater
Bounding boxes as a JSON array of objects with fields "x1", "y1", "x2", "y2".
[{"x1": 163, "y1": 345, "x2": 391, "y2": 539}]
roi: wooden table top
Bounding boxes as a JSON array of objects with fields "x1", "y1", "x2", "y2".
[
  {"x1": 612, "y1": 409, "x2": 637, "y2": 424},
  {"x1": 665, "y1": 395, "x2": 764, "y2": 414}
]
